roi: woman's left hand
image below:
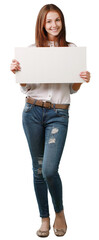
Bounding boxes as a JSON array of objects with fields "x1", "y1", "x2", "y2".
[{"x1": 80, "y1": 71, "x2": 91, "y2": 83}]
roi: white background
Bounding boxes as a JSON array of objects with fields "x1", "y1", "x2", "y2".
[{"x1": 0, "y1": 0, "x2": 99, "y2": 239}]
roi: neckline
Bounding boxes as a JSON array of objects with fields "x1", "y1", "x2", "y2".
[{"x1": 48, "y1": 41, "x2": 58, "y2": 47}]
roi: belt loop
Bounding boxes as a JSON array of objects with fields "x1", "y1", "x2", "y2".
[
  {"x1": 42, "y1": 101, "x2": 44, "y2": 107},
  {"x1": 53, "y1": 103, "x2": 56, "y2": 109},
  {"x1": 33, "y1": 99, "x2": 37, "y2": 106}
]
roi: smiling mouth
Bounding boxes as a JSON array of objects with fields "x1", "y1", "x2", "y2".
[{"x1": 51, "y1": 29, "x2": 58, "y2": 32}]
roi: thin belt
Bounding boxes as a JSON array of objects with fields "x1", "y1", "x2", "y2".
[{"x1": 26, "y1": 97, "x2": 70, "y2": 109}]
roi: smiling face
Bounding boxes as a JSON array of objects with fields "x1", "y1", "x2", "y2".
[{"x1": 44, "y1": 11, "x2": 62, "y2": 41}]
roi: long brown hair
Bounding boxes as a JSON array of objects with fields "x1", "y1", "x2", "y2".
[{"x1": 35, "y1": 4, "x2": 71, "y2": 47}]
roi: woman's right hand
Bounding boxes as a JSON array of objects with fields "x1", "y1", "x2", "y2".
[{"x1": 10, "y1": 59, "x2": 21, "y2": 74}]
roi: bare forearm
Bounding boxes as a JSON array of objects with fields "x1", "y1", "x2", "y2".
[{"x1": 72, "y1": 83, "x2": 83, "y2": 91}]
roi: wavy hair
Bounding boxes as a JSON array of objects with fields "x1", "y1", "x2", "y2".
[{"x1": 35, "y1": 4, "x2": 71, "y2": 47}]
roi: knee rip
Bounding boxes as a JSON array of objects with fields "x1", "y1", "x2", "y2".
[
  {"x1": 38, "y1": 157, "x2": 43, "y2": 174},
  {"x1": 38, "y1": 160, "x2": 42, "y2": 165},
  {"x1": 38, "y1": 157, "x2": 43, "y2": 165},
  {"x1": 48, "y1": 127, "x2": 59, "y2": 144},
  {"x1": 48, "y1": 138, "x2": 56, "y2": 144},
  {"x1": 38, "y1": 168, "x2": 42, "y2": 174}
]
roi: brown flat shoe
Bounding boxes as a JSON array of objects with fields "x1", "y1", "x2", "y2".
[
  {"x1": 53, "y1": 224, "x2": 67, "y2": 237},
  {"x1": 36, "y1": 225, "x2": 51, "y2": 237}
]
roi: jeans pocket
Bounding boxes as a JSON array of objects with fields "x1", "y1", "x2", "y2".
[
  {"x1": 53, "y1": 108, "x2": 69, "y2": 118},
  {"x1": 23, "y1": 102, "x2": 34, "y2": 113}
]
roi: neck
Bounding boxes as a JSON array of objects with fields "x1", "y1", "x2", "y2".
[{"x1": 47, "y1": 34, "x2": 57, "y2": 42}]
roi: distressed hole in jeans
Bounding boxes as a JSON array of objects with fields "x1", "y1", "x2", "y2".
[
  {"x1": 38, "y1": 160, "x2": 42, "y2": 165},
  {"x1": 48, "y1": 138, "x2": 56, "y2": 144},
  {"x1": 38, "y1": 168, "x2": 42, "y2": 174},
  {"x1": 51, "y1": 128, "x2": 59, "y2": 134}
]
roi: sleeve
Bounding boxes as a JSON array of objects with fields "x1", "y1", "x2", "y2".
[
  {"x1": 69, "y1": 84, "x2": 78, "y2": 94},
  {"x1": 20, "y1": 84, "x2": 31, "y2": 94},
  {"x1": 68, "y1": 43, "x2": 77, "y2": 47}
]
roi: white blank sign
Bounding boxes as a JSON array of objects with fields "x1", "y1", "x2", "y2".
[{"x1": 15, "y1": 47, "x2": 86, "y2": 83}]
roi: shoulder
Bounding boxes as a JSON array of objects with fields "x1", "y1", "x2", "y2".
[
  {"x1": 28, "y1": 43, "x2": 36, "y2": 47},
  {"x1": 68, "y1": 43, "x2": 77, "y2": 47}
]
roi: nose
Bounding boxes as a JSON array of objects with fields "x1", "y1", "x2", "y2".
[{"x1": 52, "y1": 21, "x2": 57, "y2": 28}]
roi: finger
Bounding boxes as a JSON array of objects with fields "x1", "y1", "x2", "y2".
[
  {"x1": 17, "y1": 66, "x2": 21, "y2": 70},
  {"x1": 80, "y1": 74, "x2": 87, "y2": 77},
  {"x1": 11, "y1": 65, "x2": 19, "y2": 71},
  {"x1": 12, "y1": 59, "x2": 16, "y2": 62},
  {"x1": 12, "y1": 63, "x2": 20, "y2": 67},
  {"x1": 12, "y1": 66, "x2": 17, "y2": 71},
  {"x1": 80, "y1": 72, "x2": 90, "y2": 78},
  {"x1": 80, "y1": 71, "x2": 87, "y2": 75},
  {"x1": 11, "y1": 63, "x2": 17, "y2": 67},
  {"x1": 81, "y1": 77, "x2": 90, "y2": 82},
  {"x1": 80, "y1": 72, "x2": 89, "y2": 76},
  {"x1": 10, "y1": 67, "x2": 16, "y2": 73},
  {"x1": 12, "y1": 70, "x2": 16, "y2": 74},
  {"x1": 81, "y1": 77, "x2": 87, "y2": 81},
  {"x1": 12, "y1": 59, "x2": 20, "y2": 64},
  {"x1": 80, "y1": 71, "x2": 90, "y2": 75},
  {"x1": 80, "y1": 74, "x2": 90, "y2": 80},
  {"x1": 80, "y1": 71, "x2": 89, "y2": 74},
  {"x1": 81, "y1": 75, "x2": 89, "y2": 79},
  {"x1": 11, "y1": 62, "x2": 21, "y2": 70},
  {"x1": 80, "y1": 75, "x2": 88, "y2": 80}
]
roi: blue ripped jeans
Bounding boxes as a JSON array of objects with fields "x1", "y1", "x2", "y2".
[{"x1": 22, "y1": 100, "x2": 69, "y2": 218}]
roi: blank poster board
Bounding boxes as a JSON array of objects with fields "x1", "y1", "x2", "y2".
[{"x1": 15, "y1": 47, "x2": 86, "y2": 83}]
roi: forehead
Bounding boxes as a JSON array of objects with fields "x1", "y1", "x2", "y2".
[{"x1": 46, "y1": 11, "x2": 60, "y2": 19}]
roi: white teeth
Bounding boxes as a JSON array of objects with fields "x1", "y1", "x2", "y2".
[{"x1": 51, "y1": 29, "x2": 58, "y2": 31}]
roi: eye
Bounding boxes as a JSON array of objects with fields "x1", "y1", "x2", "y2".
[
  {"x1": 46, "y1": 20, "x2": 51, "y2": 23},
  {"x1": 56, "y1": 18, "x2": 60, "y2": 21}
]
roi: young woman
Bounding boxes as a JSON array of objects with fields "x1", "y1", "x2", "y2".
[{"x1": 10, "y1": 4, "x2": 90, "y2": 237}]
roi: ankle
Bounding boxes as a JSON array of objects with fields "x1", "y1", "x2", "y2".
[
  {"x1": 42, "y1": 217, "x2": 50, "y2": 223},
  {"x1": 55, "y1": 210, "x2": 64, "y2": 217}
]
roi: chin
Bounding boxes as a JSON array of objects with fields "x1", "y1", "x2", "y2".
[{"x1": 50, "y1": 32, "x2": 60, "y2": 37}]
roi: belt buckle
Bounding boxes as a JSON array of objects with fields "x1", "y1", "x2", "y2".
[{"x1": 46, "y1": 101, "x2": 52, "y2": 109}]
